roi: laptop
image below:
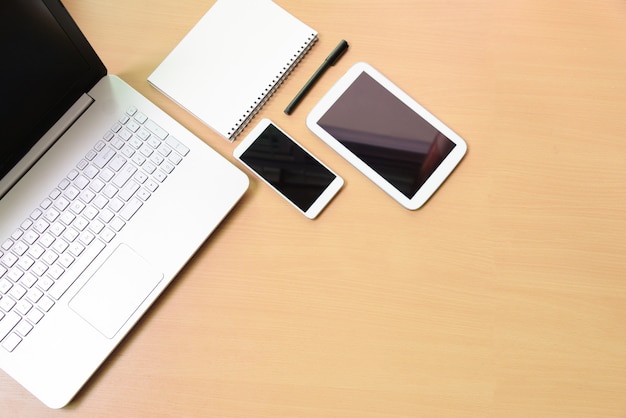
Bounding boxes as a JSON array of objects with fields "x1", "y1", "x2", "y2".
[{"x1": 0, "y1": 0, "x2": 249, "y2": 408}]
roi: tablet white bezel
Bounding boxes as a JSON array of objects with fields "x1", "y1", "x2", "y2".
[
  {"x1": 306, "y1": 62, "x2": 467, "y2": 210},
  {"x1": 233, "y1": 118, "x2": 343, "y2": 219}
]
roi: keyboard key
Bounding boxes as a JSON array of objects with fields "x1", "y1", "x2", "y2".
[
  {"x1": 40, "y1": 233, "x2": 55, "y2": 248},
  {"x1": 65, "y1": 185, "x2": 81, "y2": 200},
  {"x1": 58, "y1": 254, "x2": 75, "y2": 269},
  {"x1": 134, "y1": 112, "x2": 148, "y2": 124},
  {"x1": 2, "y1": 332, "x2": 22, "y2": 352},
  {"x1": 30, "y1": 208, "x2": 43, "y2": 220},
  {"x1": 17, "y1": 256, "x2": 35, "y2": 271},
  {"x1": 118, "y1": 181, "x2": 140, "y2": 201},
  {"x1": 161, "y1": 162, "x2": 175, "y2": 174},
  {"x1": 26, "y1": 308, "x2": 44, "y2": 325},
  {"x1": 136, "y1": 129, "x2": 151, "y2": 141},
  {"x1": 165, "y1": 136, "x2": 190, "y2": 156},
  {"x1": 101, "y1": 228, "x2": 116, "y2": 243},
  {"x1": 154, "y1": 171, "x2": 167, "y2": 183},
  {"x1": 48, "y1": 265, "x2": 64, "y2": 281},
  {"x1": 147, "y1": 137, "x2": 161, "y2": 149},
  {"x1": 9, "y1": 285, "x2": 26, "y2": 301},
  {"x1": 0, "y1": 297, "x2": 16, "y2": 312},
  {"x1": 37, "y1": 277, "x2": 54, "y2": 291},
  {"x1": 92, "y1": 195, "x2": 109, "y2": 210},
  {"x1": 12, "y1": 241, "x2": 28, "y2": 256},
  {"x1": 111, "y1": 138, "x2": 125, "y2": 150},
  {"x1": 2, "y1": 252, "x2": 19, "y2": 268},
  {"x1": 145, "y1": 180, "x2": 159, "y2": 192},
  {"x1": 99, "y1": 209, "x2": 115, "y2": 223},
  {"x1": 83, "y1": 164, "x2": 99, "y2": 179},
  {"x1": 110, "y1": 218, "x2": 125, "y2": 232},
  {"x1": 55, "y1": 197, "x2": 71, "y2": 212},
  {"x1": 33, "y1": 220, "x2": 49, "y2": 234},
  {"x1": 1, "y1": 239, "x2": 13, "y2": 252},
  {"x1": 93, "y1": 146, "x2": 116, "y2": 169},
  {"x1": 157, "y1": 144, "x2": 172, "y2": 157},
  {"x1": 118, "y1": 129, "x2": 132, "y2": 141},
  {"x1": 16, "y1": 300, "x2": 32, "y2": 315},
  {"x1": 113, "y1": 164, "x2": 137, "y2": 188},
  {"x1": 39, "y1": 296, "x2": 54, "y2": 312},
  {"x1": 27, "y1": 288, "x2": 43, "y2": 303},
  {"x1": 119, "y1": 197, "x2": 143, "y2": 221},
  {"x1": 79, "y1": 231, "x2": 95, "y2": 246},
  {"x1": 68, "y1": 242, "x2": 85, "y2": 257},
  {"x1": 20, "y1": 273, "x2": 37, "y2": 288},
  {"x1": 73, "y1": 217, "x2": 89, "y2": 231},
  {"x1": 22, "y1": 230, "x2": 39, "y2": 245},
  {"x1": 145, "y1": 119, "x2": 168, "y2": 140},
  {"x1": 42, "y1": 250, "x2": 59, "y2": 265},
  {"x1": 41, "y1": 200, "x2": 53, "y2": 212},
  {"x1": 168, "y1": 152, "x2": 183, "y2": 165},
  {"x1": 90, "y1": 178, "x2": 106, "y2": 193},
  {"x1": 32, "y1": 261, "x2": 48, "y2": 277},
  {"x1": 0, "y1": 311, "x2": 20, "y2": 341},
  {"x1": 8, "y1": 269, "x2": 23, "y2": 283},
  {"x1": 126, "y1": 120, "x2": 140, "y2": 133},
  {"x1": 70, "y1": 200, "x2": 86, "y2": 214},
  {"x1": 143, "y1": 161, "x2": 157, "y2": 174},
  {"x1": 44, "y1": 208, "x2": 60, "y2": 223},
  {"x1": 16, "y1": 320, "x2": 33, "y2": 337},
  {"x1": 49, "y1": 222, "x2": 66, "y2": 237},
  {"x1": 49, "y1": 189, "x2": 61, "y2": 200},
  {"x1": 28, "y1": 243, "x2": 46, "y2": 258},
  {"x1": 0, "y1": 278, "x2": 13, "y2": 294},
  {"x1": 137, "y1": 189, "x2": 151, "y2": 201}
]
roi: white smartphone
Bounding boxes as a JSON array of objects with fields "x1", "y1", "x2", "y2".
[
  {"x1": 233, "y1": 119, "x2": 343, "y2": 219},
  {"x1": 307, "y1": 62, "x2": 467, "y2": 210}
]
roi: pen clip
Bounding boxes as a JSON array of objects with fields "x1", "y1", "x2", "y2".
[
  {"x1": 284, "y1": 39, "x2": 350, "y2": 115},
  {"x1": 327, "y1": 40, "x2": 349, "y2": 66}
]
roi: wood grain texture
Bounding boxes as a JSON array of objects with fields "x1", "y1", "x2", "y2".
[{"x1": 2, "y1": 0, "x2": 626, "y2": 416}]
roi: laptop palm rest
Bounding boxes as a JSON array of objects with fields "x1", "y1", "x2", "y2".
[{"x1": 69, "y1": 244, "x2": 163, "y2": 339}]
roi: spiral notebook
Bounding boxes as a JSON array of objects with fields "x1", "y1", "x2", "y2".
[{"x1": 148, "y1": 0, "x2": 317, "y2": 141}]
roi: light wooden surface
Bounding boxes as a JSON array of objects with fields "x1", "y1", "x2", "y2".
[{"x1": 3, "y1": 0, "x2": 626, "y2": 416}]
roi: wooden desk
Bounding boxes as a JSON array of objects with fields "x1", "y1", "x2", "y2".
[{"x1": 3, "y1": 0, "x2": 626, "y2": 416}]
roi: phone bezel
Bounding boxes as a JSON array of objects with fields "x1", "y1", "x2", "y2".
[{"x1": 234, "y1": 119, "x2": 343, "y2": 219}]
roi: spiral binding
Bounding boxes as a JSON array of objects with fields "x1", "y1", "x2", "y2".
[{"x1": 226, "y1": 34, "x2": 318, "y2": 140}]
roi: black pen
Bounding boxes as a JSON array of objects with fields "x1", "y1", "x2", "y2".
[{"x1": 284, "y1": 39, "x2": 349, "y2": 115}]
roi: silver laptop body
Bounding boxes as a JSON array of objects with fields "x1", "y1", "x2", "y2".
[{"x1": 0, "y1": 0, "x2": 248, "y2": 408}]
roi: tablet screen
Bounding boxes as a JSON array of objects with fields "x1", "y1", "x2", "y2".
[{"x1": 316, "y1": 72, "x2": 457, "y2": 199}]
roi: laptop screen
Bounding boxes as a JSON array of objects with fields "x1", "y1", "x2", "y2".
[{"x1": 0, "y1": 0, "x2": 106, "y2": 182}]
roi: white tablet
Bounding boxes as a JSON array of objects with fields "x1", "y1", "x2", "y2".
[{"x1": 307, "y1": 62, "x2": 467, "y2": 210}]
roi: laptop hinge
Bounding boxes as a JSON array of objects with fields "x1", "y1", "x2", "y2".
[{"x1": 0, "y1": 94, "x2": 94, "y2": 198}]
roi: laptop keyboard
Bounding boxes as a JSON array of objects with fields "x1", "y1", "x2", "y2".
[{"x1": 0, "y1": 106, "x2": 189, "y2": 352}]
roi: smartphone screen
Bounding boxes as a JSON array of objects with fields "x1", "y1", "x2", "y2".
[{"x1": 234, "y1": 120, "x2": 343, "y2": 219}]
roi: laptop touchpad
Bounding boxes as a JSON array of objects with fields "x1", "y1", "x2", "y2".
[{"x1": 69, "y1": 244, "x2": 164, "y2": 339}]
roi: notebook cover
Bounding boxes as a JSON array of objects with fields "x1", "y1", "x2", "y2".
[{"x1": 148, "y1": 0, "x2": 317, "y2": 141}]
